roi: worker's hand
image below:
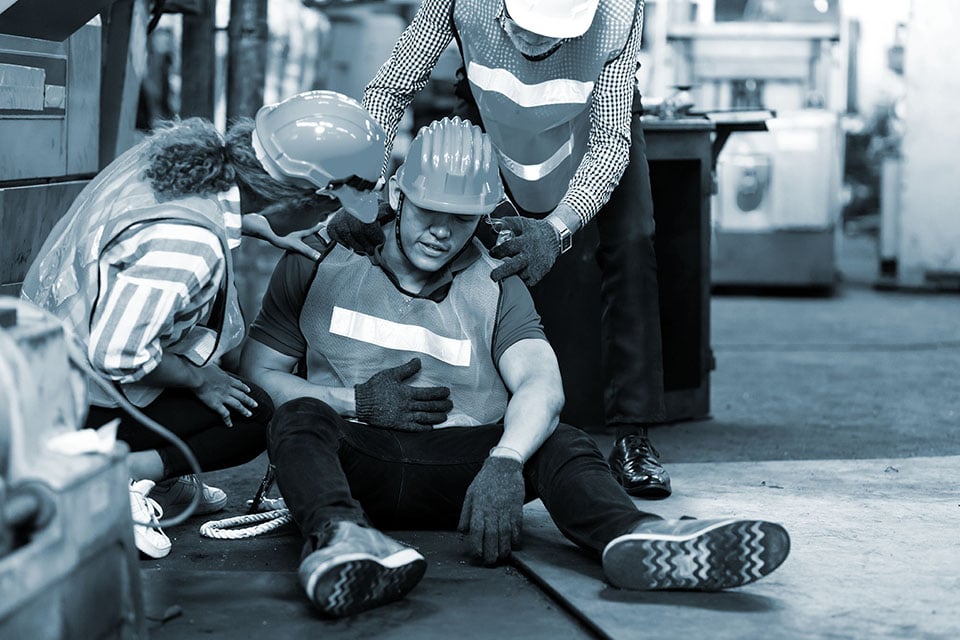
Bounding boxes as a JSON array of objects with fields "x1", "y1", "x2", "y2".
[
  {"x1": 458, "y1": 456, "x2": 526, "y2": 565},
  {"x1": 489, "y1": 217, "x2": 560, "y2": 286},
  {"x1": 193, "y1": 364, "x2": 259, "y2": 428},
  {"x1": 326, "y1": 207, "x2": 386, "y2": 256},
  {"x1": 242, "y1": 213, "x2": 325, "y2": 261},
  {"x1": 354, "y1": 357, "x2": 453, "y2": 431},
  {"x1": 268, "y1": 221, "x2": 327, "y2": 261}
]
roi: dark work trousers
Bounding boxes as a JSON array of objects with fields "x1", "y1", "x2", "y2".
[
  {"x1": 456, "y1": 89, "x2": 666, "y2": 430},
  {"x1": 575, "y1": 96, "x2": 667, "y2": 428},
  {"x1": 268, "y1": 398, "x2": 653, "y2": 556},
  {"x1": 85, "y1": 381, "x2": 273, "y2": 478}
]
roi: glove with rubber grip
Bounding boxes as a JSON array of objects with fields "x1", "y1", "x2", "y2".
[
  {"x1": 458, "y1": 456, "x2": 526, "y2": 565},
  {"x1": 489, "y1": 217, "x2": 560, "y2": 286},
  {"x1": 355, "y1": 357, "x2": 452, "y2": 431}
]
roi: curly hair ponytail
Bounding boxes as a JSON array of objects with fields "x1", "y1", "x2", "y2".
[
  {"x1": 143, "y1": 118, "x2": 237, "y2": 201},
  {"x1": 223, "y1": 117, "x2": 316, "y2": 203}
]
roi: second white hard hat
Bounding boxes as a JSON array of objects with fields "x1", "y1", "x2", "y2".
[{"x1": 504, "y1": 0, "x2": 600, "y2": 39}]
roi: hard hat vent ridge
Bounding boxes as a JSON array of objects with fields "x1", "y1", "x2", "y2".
[{"x1": 396, "y1": 117, "x2": 504, "y2": 216}]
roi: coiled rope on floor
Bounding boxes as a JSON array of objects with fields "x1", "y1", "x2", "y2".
[
  {"x1": 199, "y1": 463, "x2": 292, "y2": 539},
  {"x1": 199, "y1": 509, "x2": 294, "y2": 539}
]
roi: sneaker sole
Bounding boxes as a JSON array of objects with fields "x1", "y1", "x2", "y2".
[
  {"x1": 133, "y1": 531, "x2": 172, "y2": 559},
  {"x1": 602, "y1": 520, "x2": 789, "y2": 591},
  {"x1": 305, "y1": 549, "x2": 427, "y2": 617}
]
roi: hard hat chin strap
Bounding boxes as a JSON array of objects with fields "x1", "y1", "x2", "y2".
[{"x1": 394, "y1": 192, "x2": 416, "y2": 268}]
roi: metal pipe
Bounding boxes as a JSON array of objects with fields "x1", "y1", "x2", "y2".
[{"x1": 227, "y1": 0, "x2": 268, "y2": 120}]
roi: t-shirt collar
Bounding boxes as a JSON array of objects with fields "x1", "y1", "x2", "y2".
[{"x1": 368, "y1": 240, "x2": 481, "y2": 300}]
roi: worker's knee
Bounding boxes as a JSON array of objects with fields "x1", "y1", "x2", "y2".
[
  {"x1": 268, "y1": 397, "x2": 340, "y2": 448},
  {"x1": 538, "y1": 423, "x2": 605, "y2": 463}
]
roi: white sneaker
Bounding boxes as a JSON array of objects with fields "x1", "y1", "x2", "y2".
[
  {"x1": 151, "y1": 475, "x2": 228, "y2": 516},
  {"x1": 129, "y1": 479, "x2": 172, "y2": 559}
]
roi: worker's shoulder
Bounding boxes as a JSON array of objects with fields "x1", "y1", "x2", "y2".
[
  {"x1": 588, "y1": 0, "x2": 637, "y2": 54},
  {"x1": 599, "y1": 0, "x2": 641, "y2": 20}
]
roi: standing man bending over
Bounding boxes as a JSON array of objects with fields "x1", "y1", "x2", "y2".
[
  {"x1": 241, "y1": 118, "x2": 789, "y2": 618},
  {"x1": 332, "y1": 0, "x2": 672, "y2": 498}
]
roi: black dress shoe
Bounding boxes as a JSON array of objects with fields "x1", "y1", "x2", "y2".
[{"x1": 608, "y1": 434, "x2": 671, "y2": 499}]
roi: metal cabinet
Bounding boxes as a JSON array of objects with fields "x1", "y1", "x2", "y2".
[
  {"x1": 0, "y1": 17, "x2": 102, "y2": 295},
  {"x1": 531, "y1": 118, "x2": 715, "y2": 429}
]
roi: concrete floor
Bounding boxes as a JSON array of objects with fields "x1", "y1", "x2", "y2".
[{"x1": 142, "y1": 232, "x2": 960, "y2": 639}]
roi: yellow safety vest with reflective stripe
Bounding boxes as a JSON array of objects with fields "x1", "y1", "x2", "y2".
[
  {"x1": 454, "y1": 0, "x2": 634, "y2": 213},
  {"x1": 21, "y1": 142, "x2": 244, "y2": 407},
  {"x1": 300, "y1": 241, "x2": 509, "y2": 428}
]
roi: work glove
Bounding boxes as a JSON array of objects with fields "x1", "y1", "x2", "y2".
[
  {"x1": 326, "y1": 206, "x2": 387, "y2": 256},
  {"x1": 354, "y1": 357, "x2": 453, "y2": 431},
  {"x1": 489, "y1": 217, "x2": 560, "y2": 286},
  {"x1": 458, "y1": 456, "x2": 526, "y2": 565}
]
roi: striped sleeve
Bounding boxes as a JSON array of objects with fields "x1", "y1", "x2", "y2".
[
  {"x1": 88, "y1": 222, "x2": 225, "y2": 383},
  {"x1": 560, "y1": 0, "x2": 644, "y2": 229},
  {"x1": 362, "y1": 0, "x2": 455, "y2": 175}
]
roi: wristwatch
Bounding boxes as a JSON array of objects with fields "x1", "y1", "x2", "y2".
[{"x1": 546, "y1": 217, "x2": 573, "y2": 254}]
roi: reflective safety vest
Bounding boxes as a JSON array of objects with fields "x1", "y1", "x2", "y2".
[
  {"x1": 21, "y1": 142, "x2": 244, "y2": 408},
  {"x1": 300, "y1": 241, "x2": 510, "y2": 427},
  {"x1": 454, "y1": 0, "x2": 635, "y2": 213}
]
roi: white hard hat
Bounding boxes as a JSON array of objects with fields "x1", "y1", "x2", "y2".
[
  {"x1": 504, "y1": 0, "x2": 600, "y2": 39},
  {"x1": 396, "y1": 117, "x2": 504, "y2": 215},
  {"x1": 252, "y1": 90, "x2": 385, "y2": 222}
]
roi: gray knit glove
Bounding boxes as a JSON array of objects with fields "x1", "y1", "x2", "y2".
[
  {"x1": 326, "y1": 207, "x2": 386, "y2": 256},
  {"x1": 354, "y1": 357, "x2": 452, "y2": 431},
  {"x1": 489, "y1": 217, "x2": 560, "y2": 286},
  {"x1": 458, "y1": 456, "x2": 526, "y2": 565}
]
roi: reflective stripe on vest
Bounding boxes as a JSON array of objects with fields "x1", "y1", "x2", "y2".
[
  {"x1": 496, "y1": 133, "x2": 575, "y2": 182},
  {"x1": 329, "y1": 306, "x2": 473, "y2": 367},
  {"x1": 300, "y1": 242, "x2": 509, "y2": 428},
  {"x1": 466, "y1": 61, "x2": 595, "y2": 108},
  {"x1": 20, "y1": 141, "x2": 243, "y2": 408},
  {"x1": 454, "y1": 0, "x2": 633, "y2": 212}
]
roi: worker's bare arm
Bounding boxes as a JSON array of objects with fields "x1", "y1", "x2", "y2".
[
  {"x1": 238, "y1": 338, "x2": 356, "y2": 415},
  {"x1": 494, "y1": 338, "x2": 565, "y2": 462}
]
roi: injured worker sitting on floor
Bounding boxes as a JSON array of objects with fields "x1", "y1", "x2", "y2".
[
  {"x1": 20, "y1": 90, "x2": 384, "y2": 560},
  {"x1": 239, "y1": 116, "x2": 791, "y2": 618}
]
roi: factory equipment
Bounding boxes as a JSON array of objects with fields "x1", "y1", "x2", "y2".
[
  {"x1": 0, "y1": 298, "x2": 145, "y2": 639},
  {"x1": 668, "y1": 4, "x2": 845, "y2": 289},
  {"x1": 0, "y1": 1, "x2": 105, "y2": 300},
  {"x1": 879, "y1": 0, "x2": 960, "y2": 289}
]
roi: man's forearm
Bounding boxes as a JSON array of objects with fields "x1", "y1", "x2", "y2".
[
  {"x1": 495, "y1": 382, "x2": 563, "y2": 463},
  {"x1": 249, "y1": 368, "x2": 356, "y2": 416}
]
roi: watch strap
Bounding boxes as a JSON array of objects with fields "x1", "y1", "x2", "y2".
[{"x1": 546, "y1": 216, "x2": 573, "y2": 254}]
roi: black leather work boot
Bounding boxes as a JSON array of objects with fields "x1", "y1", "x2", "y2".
[{"x1": 608, "y1": 433, "x2": 672, "y2": 499}]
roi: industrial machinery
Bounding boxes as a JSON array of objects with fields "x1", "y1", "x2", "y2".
[
  {"x1": 667, "y1": 1, "x2": 845, "y2": 289},
  {"x1": 0, "y1": 298, "x2": 145, "y2": 639},
  {"x1": 878, "y1": 0, "x2": 960, "y2": 289}
]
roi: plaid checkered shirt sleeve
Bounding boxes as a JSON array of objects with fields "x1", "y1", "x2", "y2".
[
  {"x1": 363, "y1": 0, "x2": 456, "y2": 176},
  {"x1": 560, "y1": 1, "x2": 644, "y2": 229}
]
